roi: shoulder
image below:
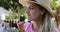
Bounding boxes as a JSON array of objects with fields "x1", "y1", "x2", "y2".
[
  {"x1": 24, "y1": 22, "x2": 32, "y2": 29},
  {"x1": 53, "y1": 28, "x2": 59, "y2": 32},
  {"x1": 24, "y1": 22, "x2": 32, "y2": 27}
]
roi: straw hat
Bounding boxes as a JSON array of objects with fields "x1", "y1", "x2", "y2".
[{"x1": 19, "y1": 0, "x2": 53, "y2": 17}]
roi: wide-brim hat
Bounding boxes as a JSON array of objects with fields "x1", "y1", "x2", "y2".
[{"x1": 19, "y1": 0, "x2": 53, "y2": 17}]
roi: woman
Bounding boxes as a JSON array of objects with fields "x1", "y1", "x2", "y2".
[{"x1": 18, "y1": 0, "x2": 59, "y2": 32}]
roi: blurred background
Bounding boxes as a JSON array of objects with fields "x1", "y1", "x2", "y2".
[{"x1": 0, "y1": 0, "x2": 60, "y2": 32}]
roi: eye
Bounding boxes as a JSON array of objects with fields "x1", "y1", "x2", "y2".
[
  {"x1": 29, "y1": 7, "x2": 34, "y2": 9},
  {"x1": 26, "y1": 6, "x2": 35, "y2": 10}
]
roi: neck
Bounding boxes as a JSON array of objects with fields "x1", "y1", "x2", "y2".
[
  {"x1": 31, "y1": 18, "x2": 43, "y2": 31},
  {"x1": 35, "y1": 19, "x2": 42, "y2": 27}
]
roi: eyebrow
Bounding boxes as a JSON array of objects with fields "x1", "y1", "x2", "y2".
[{"x1": 29, "y1": 4, "x2": 38, "y2": 8}]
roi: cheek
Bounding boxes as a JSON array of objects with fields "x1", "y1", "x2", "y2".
[{"x1": 30, "y1": 10, "x2": 40, "y2": 19}]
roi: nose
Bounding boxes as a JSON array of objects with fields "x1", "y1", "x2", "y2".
[{"x1": 26, "y1": 9, "x2": 30, "y2": 13}]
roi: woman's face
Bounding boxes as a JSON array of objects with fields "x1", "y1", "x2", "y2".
[{"x1": 25, "y1": 2, "x2": 44, "y2": 21}]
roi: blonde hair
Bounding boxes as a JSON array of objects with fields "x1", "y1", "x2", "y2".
[{"x1": 38, "y1": 13, "x2": 54, "y2": 32}]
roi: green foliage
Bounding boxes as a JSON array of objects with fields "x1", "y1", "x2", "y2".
[
  {"x1": 50, "y1": 1, "x2": 57, "y2": 10},
  {"x1": 0, "y1": 0, "x2": 24, "y2": 20},
  {"x1": 6, "y1": 9, "x2": 18, "y2": 19},
  {"x1": 6, "y1": 10, "x2": 13, "y2": 19},
  {"x1": 53, "y1": 0, "x2": 58, "y2": 1},
  {"x1": 50, "y1": 0, "x2": 58, "y2": 10},
  {"x1": 0, "y1": 0, "x2": 23, "y2": 10},
  {"x1": 20, "y1": 7, "x2": 26, "y2": 15}
]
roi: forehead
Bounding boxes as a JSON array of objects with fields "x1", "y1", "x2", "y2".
[{"x1": 25, "y1": 2, "x2": 38, "y2": 7}]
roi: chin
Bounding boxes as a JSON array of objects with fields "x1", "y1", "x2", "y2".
[
  {"x1": 28, "y1": 18, "x2": 34, "y2": 21},
  {"x1": 28, "y1": 17, "x2": 35, "y2": 21}
]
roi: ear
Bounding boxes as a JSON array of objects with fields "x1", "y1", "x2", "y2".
[{"x1": 41, "y1": 9, "x2": 45, "y2": 15}]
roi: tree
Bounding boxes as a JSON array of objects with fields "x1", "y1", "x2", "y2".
[{"x1": 0, "y1": 0, "x2": 23, "y2": 21}]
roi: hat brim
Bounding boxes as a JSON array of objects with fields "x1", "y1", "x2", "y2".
[{"x1": 19, "y1": 1, "x2": 53, "y2": 17}]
